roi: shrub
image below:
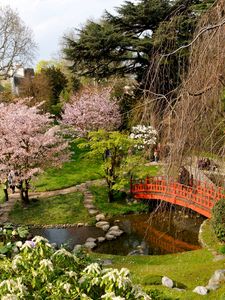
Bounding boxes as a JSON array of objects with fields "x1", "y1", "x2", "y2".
[
  {"x1": 212, "y1": 198, "x2": 225, "y2": 241},
  {"x1": 0, "y1": 237, "x2": 151, "y2": 299}
]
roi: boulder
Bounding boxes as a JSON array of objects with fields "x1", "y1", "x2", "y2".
[
  {"x1": 86, "y1": 237, "x2": 96, "y2": 243},
  {"x1": 193, "y1": 286, "x2": 208, "y2": 295},
  {"x1": 73, "y1": 244, "x2": 82, "y2": 252},
  {"x1": 108, "y1": 230, "x2": 123, "y2": 237},
  {"x1": 84, "y1": 241, "x2": 97, "y2": 249},
  {"x1": 97, "y1": 237, "x2": 105, "y2": 243},
  {"x1": 88, "y1": 209, "x2": 99, "y2": 216},
  {"x1": 109, "y1": 225, "x2": 119, "y2": 231},
  {"x1": 102, "y1": 225, "x2": 110, "y2": 231},
  {"x1": 96, "y1": 214, "x2": 106, "y2": 221},
  {"x1": 96, "y1": 221, "x2": 109, "y2": 228},
  {"x1": 162, "y1": 276, "x2": 173, "y2": 288},
  {"x1": 105, "y1": 233, "x2": 116, "y2": 240}
]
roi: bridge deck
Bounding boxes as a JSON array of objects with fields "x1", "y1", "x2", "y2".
[{"x1": 131, "y1": 177, "x2": 225, "y2": 218}]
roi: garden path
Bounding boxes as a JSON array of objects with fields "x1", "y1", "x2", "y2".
[{"x1": 0, "y1": 179, "x2": 105, "y2": 224}]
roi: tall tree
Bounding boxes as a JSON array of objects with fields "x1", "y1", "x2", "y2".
[
  {"x1": 0, "y1": 101, "x2": 69, "y2": 203},
  {"x1": 0, "y1": 6, "x2": 36, "y2": 79},
  {"x1": 62, "y1": 0, "x2": 213, "y2": 86}
]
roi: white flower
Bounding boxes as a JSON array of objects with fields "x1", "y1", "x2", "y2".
[
  {"x1": 83, "y1": 263, "x2": 101, "y2": 275},
  {"x1": 101, "y1": 292, "x2": 116, "y2": 299},
  {"x1": 52, "y1": 248, "x2": 74, "y2": 257},
  {"x1": 2, "y1": 295, "x2": 18, "y2": 300},
  {"x1": 39, "y1": 259, "x2": 54, "y2": 271},
  {"x1": 15, "y1": 241, "x2": 22, "y2": 248},
  {"x1": 63, "y1": 283, "x2": 71, "y2": 294},
  {"x1": 20, "y1": 240, "x2": 35, "y2": 250},
  {"x1": 66, "y1": 271, "x2": 77, "y2": 279},
  {"x1": 12, "y1": 255, "x2": 22, "y2": 270},
  {"x1": 32, "y1": 236, "x2": 48, "y2": 243}
]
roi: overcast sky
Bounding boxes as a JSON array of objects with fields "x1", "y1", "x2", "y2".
[{"x1": 1, "y1": 0, "x2": 126, "y2": 65}]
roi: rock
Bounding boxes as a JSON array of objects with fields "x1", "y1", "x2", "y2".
[
  {"x1": 102, "y1": 225, "x2": 110, "y2": 231},
  {"x1": 162, "y1": 276, "x2": 174, "y2": 288},
  {"x1": 73, "y1": 244, "x2": 82, "y2": 252},
  {"x1": 213, "y1": 255, "x2": 225, "y2": 262},
  {"x1": 84, "y1": 241, "x2": 97, "y2": 249},
  {"x1": 105, "y1": 233, "x2": 116, "y2": 240},
  {"x1": 101, "y1": 259, "x2": 113, "y2": 266},
  {"x1": 109, "y1": 225, "x2": 119, "y2": 231},
  {"x1": 108, "y1": 229, "x2": 123, "y2": 237},
  {"x1": 193, "y1": 286, "x2": 208, "y2": 295},
  {"x1": 114, "y1": 219, "x2": 120, "y2": 224},
  {"x1": 128, "y1": 249, "x2": 144, "y2": 256},
  {"x1": 84, "y1": 204, "x2": 95, "y2": 209},
  {"x1": 207, "y1": 269, "x2": 225, "y2": 287},
  {"x1": 96, "y1": 221, "x2": 109, "y2": 228},
  {"x1": 206, "y1": 284, "x2": 219, "y2": 291},
  {"x1": 77, "y1": 223, "x2": 84, "y2": 227},
  {"x1": 88, "y1": 209, "x2": 98, "y2": 215},
  {"x1": 97, "y1": 237, "x2": 105, "y2": 243},
  {"x1": 86, "y1": 237, "x2": 96, "y2": 243},
  {"x1": 96, "y1": 214, "x2": 106, "y2": 221}
]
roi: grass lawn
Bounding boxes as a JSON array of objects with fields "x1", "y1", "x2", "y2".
[
  {"x1": 34, "y1": 139, "x2": 102, "y2": 192},
  {"x1": 92, "y1": 248, "x2": 225, "y2": 299},
  {"x1": 8, "y1": 192, "x2": 94, "y2": 225}
]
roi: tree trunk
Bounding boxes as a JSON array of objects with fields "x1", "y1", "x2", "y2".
[
  {"x1": 3, "y1": 189, "x2": 8, "y2": 202},
  {"x1": 19, "y1": 180, "x2": 30, "y2": 204},
  {"x1": 108, "y1": 189, "x2": 114, "y2": 203}
]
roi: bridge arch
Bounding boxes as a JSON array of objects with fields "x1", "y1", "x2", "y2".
[{"x1": 130, "y1": 176, "x2": 225, "y2": 218}]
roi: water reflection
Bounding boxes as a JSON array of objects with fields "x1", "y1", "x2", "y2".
[{"x1": 31, "y1": 209, "x2": 204, "y2": 256}]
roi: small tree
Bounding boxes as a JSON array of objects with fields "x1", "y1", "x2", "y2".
[
  {"x1": 0, "y1": 101, "x2": 69, "y2": 203},
  {"x1": 61, "y1": 86, "x2": 121, "y2": 136},
  {"x1": 80, "y1": 130, "x2": 141, "y2": 202}
]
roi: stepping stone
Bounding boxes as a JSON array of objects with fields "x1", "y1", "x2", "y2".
[
  {"x1": 86, "y1": 237, "x2": 97, "y2": 243},
  {"x1": 77, "y1": 223, "x2": 84, "y2": 227},
  {"x1": 88, "y1": 209, "x2": 99, "y2": 216},
  {"x1": 108, "y1": 226, "x2": 119, "y2": 231},
  {"x1": 105, "y1": 233, "x2": 115, "y2": 240},
  {"x1": 96, "y1": 221, "x2": 109, "y2": 228},
  {"x1": 97, "y1": 237, "x2": 105, "y2": 243},
  {"x1": 84, "y1": 241, "x2": 96, "y2": 249},
  {"x1": 84, "y1": 204, "x2": 95, "y2": 209},
  {"x1": 102, "y1": 225, "x2": 110, "y2": 231},
  {"x1": 96, "y1": 214, "x2": 105, "y2": 221},
  {"x1": 84, "y1": 200, "x2": 93, "y2": 205}
]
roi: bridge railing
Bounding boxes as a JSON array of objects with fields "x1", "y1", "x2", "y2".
[{"x1": 130, "y1": 176, "x2": 225, "y2": 217}]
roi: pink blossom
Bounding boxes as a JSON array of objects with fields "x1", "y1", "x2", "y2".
[{"x1": 61, "y1": 86, "x2": 121, "y2": 135}]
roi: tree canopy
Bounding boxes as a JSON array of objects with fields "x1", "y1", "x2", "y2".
[{"x1": 62, "y1": 0, "x2": 213, "y2": 86}]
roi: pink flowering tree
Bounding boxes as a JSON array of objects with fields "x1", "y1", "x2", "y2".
[
  {"x1": 61, "y1": 86, "x2": 121, "y2": 135},
  {"x1": 0, "y1": 101, "x2": 69, "y2": 203}
]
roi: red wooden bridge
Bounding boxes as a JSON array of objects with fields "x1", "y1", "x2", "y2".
[{"x1": 130, "y1": 176, "x2": 225, "y2": 218}]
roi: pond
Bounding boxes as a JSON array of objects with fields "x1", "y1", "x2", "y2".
[{"x1": 31, "y1": 207, "x2": 204, "y2": 256}]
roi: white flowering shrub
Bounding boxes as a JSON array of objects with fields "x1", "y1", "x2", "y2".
[
  {"x1": 130, "y1": 125, "x2": 158, "y2": 150},
  {"x1": 0, "y1": 237, "x2": 151, "y2": 299}
]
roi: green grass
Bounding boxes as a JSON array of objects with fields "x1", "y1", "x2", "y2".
[
  {"x1": 8, "y1": 192, "x2": 94, "y2": 225},
  {"x1": 34, "y1": 139, "x2": 102, "y2": 192},
  {"x1": 92, "y1": 248, "x2": 225, "y2": 299}
]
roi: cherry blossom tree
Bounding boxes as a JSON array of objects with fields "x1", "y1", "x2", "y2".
[
  {"x1": 0, "y1": 101, "x2": 69, "y2": 203},
  {"x1": 61, "y1": 86, "x2": 121, "y2": 135}
]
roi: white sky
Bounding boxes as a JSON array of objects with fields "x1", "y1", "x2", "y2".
[{"x1": 0, "y1": 0, "x2": 126, "y2": 65}]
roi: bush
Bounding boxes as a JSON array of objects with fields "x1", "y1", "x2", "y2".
[
  {"x1": 212, "y1": 198, "x2": 225, "y2": 241},
  {"x1": 0, "y1": 237, "x2": 151, "y2": 299}
]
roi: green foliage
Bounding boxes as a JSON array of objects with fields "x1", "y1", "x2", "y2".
[
  {"x1": 89, "y1": 184, "x2": 148, "y2": 216},
  {"x1": 79, "y1": 130, "x2": 143, "y2": 202},
  {"x1": 212, "y1": 198, "x2": 225, "y2": 242},
  {"x1": 0, "y1": 238, "x2": 151, "y2": 299},
  {"x1": 0, "y1": 224, "x2": 29, "y2": 257},
  {"x1": 219, "y1": 244, "x2": 225, "y2": 255}
]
